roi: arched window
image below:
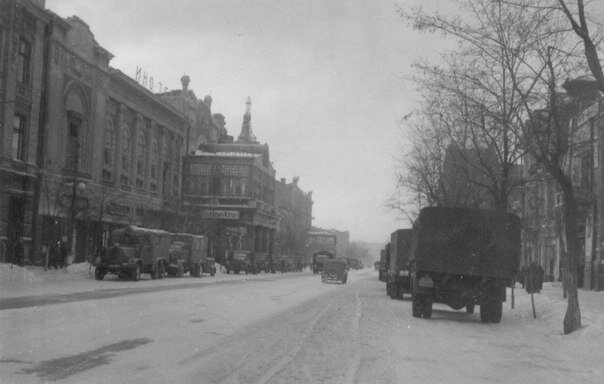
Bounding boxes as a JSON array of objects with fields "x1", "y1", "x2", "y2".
[
  {"x1": 150, "y1": 139, "x2": 158, "y2": 193},
  {"x1": 162, "y1": 141, "x2": 170, "y2": 196},
  {"x1": 136, "y1": 132, "x2": 146, "y2": 189},
  {"x1": 173, "y1": 139, "x2": 180, "y2": 196},
  {"x1": 120, "y1": 127, "x2": 131, "y2": 186},
  {"x1": 65, "y1": 89, "x2": 90, "y2": 173},
  {"x1": 102, "y1": 119, "x2": 114, "y2": 181}
]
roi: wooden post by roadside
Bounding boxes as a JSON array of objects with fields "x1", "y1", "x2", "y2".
[{"x1": 511, "y1": 278, "x2": 515, "y2": 309}]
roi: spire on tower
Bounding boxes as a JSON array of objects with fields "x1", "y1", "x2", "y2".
[{"x1": 237, "y1": 96, "x2": 258, "y2": 144}]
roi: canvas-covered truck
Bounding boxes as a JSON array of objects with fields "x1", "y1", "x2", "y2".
[
  {"x1": 95, "y1": 226, "x2": 171, "y2": 281},
  {"x1": 410, "y1": 207, "x2": 520, "y2": 323},
  {"x1": 378, "y1": 243, "x2": 390, "y2": 282},
  {"x1": 312, "y1": 250, "x2": 335, "y2": 274},
  {"x1": 386, "y1": 229, "x2": 412, "y2": 300},
  {"x1": 170, "y1": 233, "x2": 216, "y2": 277},
  {"x1": 227, "y1": 250, "x2": 253, "y2": 274}
]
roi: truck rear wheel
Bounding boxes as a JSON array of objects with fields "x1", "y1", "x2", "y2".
[
  {"x1": 481, "y1": 300, "x2": 502, "y2": 323},
  {"x1": 157, "y1": 262, "x2": 165, "y2": 279},
  {"x1": 422, "y1": 297, "x2": 433, "y2": 319},
  {"x1": 412, "y1": 295, "x2": 422, "y2": 318},
  {"x1": 397, "y1": 284, "x2": 405, "y2": 300},
  {"x1": 490, "y1": 300, "x2": 502, "y2": 323}
]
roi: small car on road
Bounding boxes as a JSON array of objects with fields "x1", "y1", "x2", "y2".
[{"x1": 321, "y1": 259, "x2": 348, "y2": 284}]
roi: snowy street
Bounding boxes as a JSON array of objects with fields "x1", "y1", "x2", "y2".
[{"x1": 1, "y1": 267, "x2": 603, "y2": 383}]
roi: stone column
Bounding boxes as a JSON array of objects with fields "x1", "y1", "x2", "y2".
[{"x1": 158, "y1": 126, "x2": 166, "y2": 197}]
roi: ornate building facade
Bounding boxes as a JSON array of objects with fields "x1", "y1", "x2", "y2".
[
  {"x1": 182, "y1": 98, "x2": 278, "y2": 263},
  {"x1": 1, "y1": 0, "x2": 191, "y2": 263},
  {"x1": 518, "y1": 81, "x2": 603, "y2": 290}
]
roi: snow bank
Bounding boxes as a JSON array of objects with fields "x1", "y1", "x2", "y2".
[
  {"x1": 0, "y1": 262, "x2": 94, "y2": 297},
  {"x1": 508, "y1": 281, "x2": 604, "y2": 371}
]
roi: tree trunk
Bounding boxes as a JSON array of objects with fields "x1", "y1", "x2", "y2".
[{"x1": 559, "y1": 179, "x2": 582, "y2": 334}]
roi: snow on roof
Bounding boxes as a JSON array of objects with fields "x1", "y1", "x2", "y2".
[{"x1": 193, "y1": 150, "x2": 260, "y2": 158}]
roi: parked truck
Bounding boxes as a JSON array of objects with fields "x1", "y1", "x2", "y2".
[
  {"x1": 169, "y1": 233, "x2": 216, "y2": 277},
  {"x1": 312, "y1": 250, "x2": 335, "y2": 274},
  {"x1": 386, "y1": 229, "x2": 413, "y2": 300},
  {"x1": 410, "y1": 207, "x2": 520, "y2": 323},
  {"x1": 378, "y1": 243, "x2": 390, "y2": 282},
  {"x1": 96, "y1": 226, "x2": 171, "y2": 281}
]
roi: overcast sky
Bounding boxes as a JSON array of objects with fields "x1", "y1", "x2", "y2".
[{"x1": 46, "y1": 0, "x2": 452, "y2": 244}]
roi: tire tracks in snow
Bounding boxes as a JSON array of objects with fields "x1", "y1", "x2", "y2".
[
  {"x1": 246, "y1": 302, "x2": 332, "y2": 384},
  {"x1": 342, "y1": 290, "x2": 363, "y2": 384},
  {"x1": 177, "y1": 298, "x2": 333, "y2": 384}
]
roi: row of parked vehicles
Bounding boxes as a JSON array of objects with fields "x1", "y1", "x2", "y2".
[
  {"x1": 224, "y1": 250, "x2": 305, "y2": 275},
  {"x1": 95, "y1": 226, "x2": 216, "y2": 281},
  {"x1": 95, "y1": 225, "x2": 308, "y2": 281},
  {"x1": 379, "y1": 206, "x2": 520, "y2": 323}
]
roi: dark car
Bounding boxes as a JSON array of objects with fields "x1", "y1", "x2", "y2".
[
  {"x1": 321, "y1": 259, "x2": 348, "y2": 284},
  {"x1": 227, "y1": 250, "x2": 253, "y2": 274}
]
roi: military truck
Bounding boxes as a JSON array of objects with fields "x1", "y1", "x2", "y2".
[
  {"x1": 96, "y1": 226, "x2": 171, "y2": 281},
  {"x1": 227, "y1": 250, "x2": 253, "y2": 274},
  {"x1": 169, "y1": 233, "x2": 215, "y2": 277},
  {"x1": 312, "y1": 250, "x2": 335, "y2": 274},
  {"x1": 321, "y1": 258, "x2": 348, "y2": 284},
  {"x1": 410, "y1": 207, "x2": 520, "y2": 323},
  {"x1": 378, "y1": 243, "x2": 390, "y2": 282},
  {"x1": 386, "y1": 229, "x2": 412, "y2": 300}
]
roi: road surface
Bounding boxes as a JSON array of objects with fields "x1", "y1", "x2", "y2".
[{"x1": 0, "y1": 270, "x2": 601, "y2": 383}]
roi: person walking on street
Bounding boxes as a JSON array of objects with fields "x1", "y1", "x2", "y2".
[
  {"x1": 48, "y1": 241, "x2": 59, "y2": 269},
  {"x1": 13, "y1": 238, "x2": 24, "y2": 266},
  {"x1": 59, "y1": 238, "x2": 68, "y2": 268}
]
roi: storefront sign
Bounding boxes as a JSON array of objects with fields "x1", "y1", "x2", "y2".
[{"x1": 202, "y1": 210, "x2": 239, "y2": 220}]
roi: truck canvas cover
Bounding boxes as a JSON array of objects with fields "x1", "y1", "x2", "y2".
[
  {"x1": 390, "y1": 229, "x2": 412, "y2": 272},
  {"x1": 411, "y1": 207, "x2": 520, "y2": 279}
]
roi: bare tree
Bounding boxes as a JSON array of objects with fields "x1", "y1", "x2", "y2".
[
  {"x1": 557, "y1": 0, "x2": 604, "y2": 92},
  {"x1": 84, "y1": 186, "x2": 126, "y2": 262},
  {"x1": 399, "y1": 0, "x2": 593, "y2": 333}
]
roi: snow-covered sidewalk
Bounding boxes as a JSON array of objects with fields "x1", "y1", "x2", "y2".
[
  {"x1": 0, "y1": 262, "x2": 271, "y2": 299},
  {"x1": 510, "y1": 282, "x2": 604, "y2": 336}
]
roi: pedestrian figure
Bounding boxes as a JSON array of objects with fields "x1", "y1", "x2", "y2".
[
  {"x1": 535, "y1": 263, "x2": 544, "y2": 292},
  {"x1": 517, "y1": 265, "x2": 526, "y2": 288},
  {"x1": 49, "y1": 241, "x2": 59, "y2": 269},
  {"x1": 13, "y1": 238, "x2": 24, "y2": 266},
  {"x1": 59, "y1": 238, "x2": 68, "y2": 268},
  {"x1": 525, "y1": 262, "x2": 544, "y2": 294}
]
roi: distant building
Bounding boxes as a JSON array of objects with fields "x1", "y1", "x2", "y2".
[
  {"x1": 306, "y1": 227, "x2": 349, "y2": 261},
  {"x1": 158, "y1": 76, "x2": 230, "y2": 150},
  {"x1": 181, "y1": 98, "x2": 278, "y2": 263},
  {"x1": 518, "y1": 78, "x2": 603, "y2": 290},
  {"x1": 274, "y1": 176, "x2": 313, "y2": 256}
]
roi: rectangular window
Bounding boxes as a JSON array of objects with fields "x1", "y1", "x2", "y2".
[
  {"x1": 17, "y1": 39, "x2": 31, "y2": 85},
  {"x1": 12, "y1": 114, "x2": 26, "y2": 160}
]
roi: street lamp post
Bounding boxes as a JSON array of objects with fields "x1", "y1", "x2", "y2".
[{"x1": 68, "y1": 181, "x2": 86, "y2": 263}]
